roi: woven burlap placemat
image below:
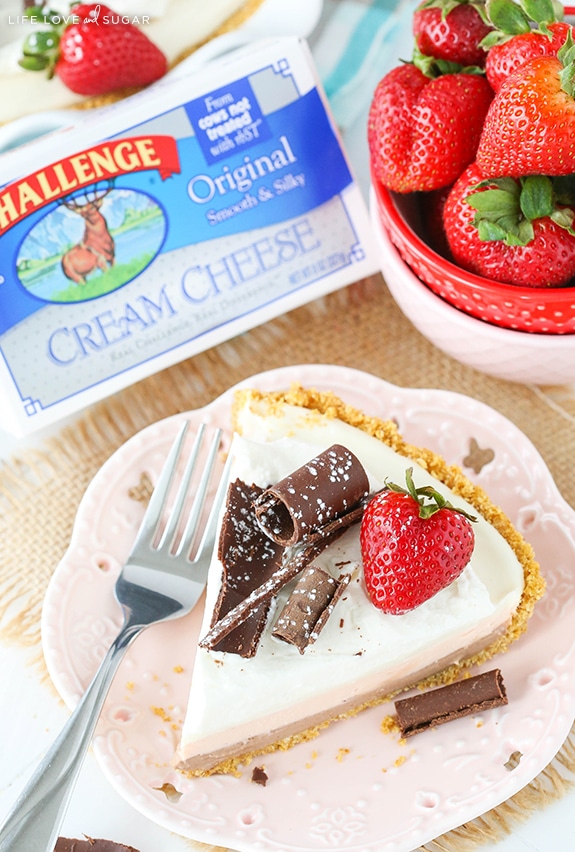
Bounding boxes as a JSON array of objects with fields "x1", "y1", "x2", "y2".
[{"x1": 1, "y1": 275, "x2": 573, "y2": 851}]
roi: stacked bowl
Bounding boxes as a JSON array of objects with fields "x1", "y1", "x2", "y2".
[{"x1": 371, "y1": 179, "x2": 575, "y2": 385}]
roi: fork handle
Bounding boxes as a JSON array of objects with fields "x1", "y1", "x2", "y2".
[{"x1": 0, "y1": 623, "x2": 141, "y2": 852}]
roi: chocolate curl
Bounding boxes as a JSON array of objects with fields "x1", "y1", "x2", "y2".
[
  {"x1": 395, "y1": 669, "x2": 508, "y2": 738},
  {"x1": 199, "y1": 502, "x2": 364, "y2": 651},
  {"x1": 253, "y1": 444, "x2": 369, "y2": 546},
  {"x1": 272, "y1": 566, "x2": 351, "y2": 653}
]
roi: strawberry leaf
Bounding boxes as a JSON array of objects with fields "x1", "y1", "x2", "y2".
[
  {"x1": 520, "y1": 0, "x2": 557, "y2": 25},
  {"x1": 466, "y1": 175, "x2": 575, "y2": 245},
  {"x1": 558, "y1": 30, "x2": 575, "y2": 96},
  {"x1": 481, "y1": 0, "x2": 559, "y2": 46},
  {"x1": 486, "y1": 0, "x2": 532, "y2": 34},
  {"x1": 21, "y1": 30, "x2": 60, "y2": 56},
  {"x1": 416, "y1": 0, "x2": 469, "y2": 16},
  {"x1": 17, "y1": 5, "x2": 67, "y2": 77},
  {"x1": 466, "y1": 187, "x2": 519, "y2": 218},
  {"x1": 550, "y1": 207, "x2": 575, "y2": 235},
  {"x1": 412, "y1": 44, "x2": 485, "y2": 76},
  {"x1": 18, "y1": 54, "x2": 51, "y2": 71},
  {"x1": 519, "y1": 175, "x2": 554, "y2": 220},
  {"x1": 476, "y1": 219, "x2": 508, "y2": 240}
]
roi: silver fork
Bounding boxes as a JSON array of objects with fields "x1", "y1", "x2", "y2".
[{"x1": 0, "y1": 421, "x2": 229, "y2": 852}]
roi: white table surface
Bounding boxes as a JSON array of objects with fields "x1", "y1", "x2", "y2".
[{"x1": 1, "y1": 1, "x2": 575, "y2": 849}]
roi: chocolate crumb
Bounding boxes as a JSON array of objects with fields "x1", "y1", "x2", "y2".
[{"x1": 251, "y1": 766, "x2": 268, "y2": 786}]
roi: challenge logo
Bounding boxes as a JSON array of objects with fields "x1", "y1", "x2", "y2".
[
  {"x1": 0, "y1": 135, "x2": 179, "y2": 235},
  {"x1": 6, "y1": 136, "x2": 179, "y2": 304}
]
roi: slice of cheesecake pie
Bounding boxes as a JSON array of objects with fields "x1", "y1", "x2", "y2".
[{"x1": 175, "y1": 386, "x2": 544, "y2": 776}]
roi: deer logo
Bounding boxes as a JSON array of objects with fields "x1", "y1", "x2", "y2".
[{"x1": 61, "y1": 183, "x2": 115, "y2": 285}]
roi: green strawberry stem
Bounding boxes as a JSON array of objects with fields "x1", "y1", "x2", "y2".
[
  {"x1": 466, "y1": 175, "x2": 575, "y2": 245},
  {"x1": 416, "y1": 0, "x2": 490, "y2": 19},
  {"x1": 385, "y1": 468, "x2": 477, "y2": 521},
  {"x1": 416, "y1": 0, "x2": 482, "y2": 12},
  {"x1": 412, "y1": 44, "x2": 485, "y2": 76},
  {"x1": 17, "y1": 2, "x2": 73, "y2": 75},
  {"x1": 558, "y1": 29, "x2": 575, "y2": 96},
  {"x1": 480, "y1": 0, "x2": 560, "y2": 48}
]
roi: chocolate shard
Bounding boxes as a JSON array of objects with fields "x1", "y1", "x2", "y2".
[
  {"x1": 253, "y1": 444, "x2": 369, "y2": 546},
  {"x1": 272, "y1": 566, "x2": 351, "y2": 653},
  {"x1": 210, "y1": 478, "x2": 283, "y2": 657},
  {"x1": 395, "y1": 669, "x2": 508, "y2": 737},
  {"x1": 199, "y1": 502, "x2": 364, "y2": 651}
]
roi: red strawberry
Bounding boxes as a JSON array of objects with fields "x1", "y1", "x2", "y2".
[
  {"x1": 476, "y1": 34, "x2": 575, "y2": 177},
  {"x1": 360, "y1": 468, "x2": 476, "y2": 615},
  {"x1": 18, "y1": 4, "x2": 167, "y2": 96},
  {"x1": 368, "y1": 63, "x2": 493, "y2": 193},
  {"x1": 413, "y1": 0, "x2": 494, "y2": 68},
  {"x1": 485, "y1": 21, "x2": 573, "y2": 92},
  {"x1": 442, "y1": 163, "x2": 575, "y2": 287}
]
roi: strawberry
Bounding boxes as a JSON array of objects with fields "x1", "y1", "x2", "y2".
[
  {"x1": 476, "y1": 32, "x2": 575, "y2": 178},
  {"x1": 368, "y1": 62, "x2": 493, "y2": 193},
  {"x1": 413, "y1": 0, "x2": 494, "y2": 68},
  {"x1": 479, "y1": 0, "x2": 570, "y2": 90},
  {"x1": 360, "y1": 468, "x2": 476, "y2": 615},
  {"x1": 19, "y1": 3, "x2": 167, "y2": 96},
  {"x1": 485, "y1": 21, "x2": 573, "y2": 92},
  {"x1": 442, "y1": 163, "x2": 575, "y2": 287}
]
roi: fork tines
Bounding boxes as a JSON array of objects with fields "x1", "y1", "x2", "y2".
[{"x1": 137, "y1": 422, "x2": 224, "y2": 560}]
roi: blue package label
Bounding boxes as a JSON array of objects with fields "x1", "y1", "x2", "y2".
[{"x1": 0, "y1": 51, "x2": 371, "y2": 423}]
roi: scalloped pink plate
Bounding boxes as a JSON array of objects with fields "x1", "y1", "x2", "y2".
[{"x1": 42, "y1": 365, "x2": 575, "y2": 852}]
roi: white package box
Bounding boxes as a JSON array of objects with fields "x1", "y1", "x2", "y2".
[{"x1": 0, "y1": 37, "x2": 378, "y2": 435}]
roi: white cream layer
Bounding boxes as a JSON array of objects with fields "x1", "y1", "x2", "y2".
[
  {"x1": 178, "y1": 402, "x2": 524, "y2": 762},
  {"x1": 0, "y1": 0, "x2": 248, "y2": 124}
]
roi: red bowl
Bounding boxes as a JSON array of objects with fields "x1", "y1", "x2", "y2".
[{"x1": 372, "y1": 175, "x2": 575, "y2": 335}]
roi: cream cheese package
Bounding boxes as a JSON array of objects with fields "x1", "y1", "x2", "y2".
[{"x1": 0, "y1": 37, "x2": 377, "y2": 435}]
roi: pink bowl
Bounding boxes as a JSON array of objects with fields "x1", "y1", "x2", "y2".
[{"x1": 372, "y1": 174, "x2": 575, "y2": 335}]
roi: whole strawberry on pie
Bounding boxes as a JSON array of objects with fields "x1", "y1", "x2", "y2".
[
  {"x1": 360, "y1": 468, "x2": 476, "y2": 615},
  {"x1": 18, "y1": 3, "x2": 167, "y2": 96},
  {"x1": 442, "y1": 163, "x2": 575, "y2": 287}
]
